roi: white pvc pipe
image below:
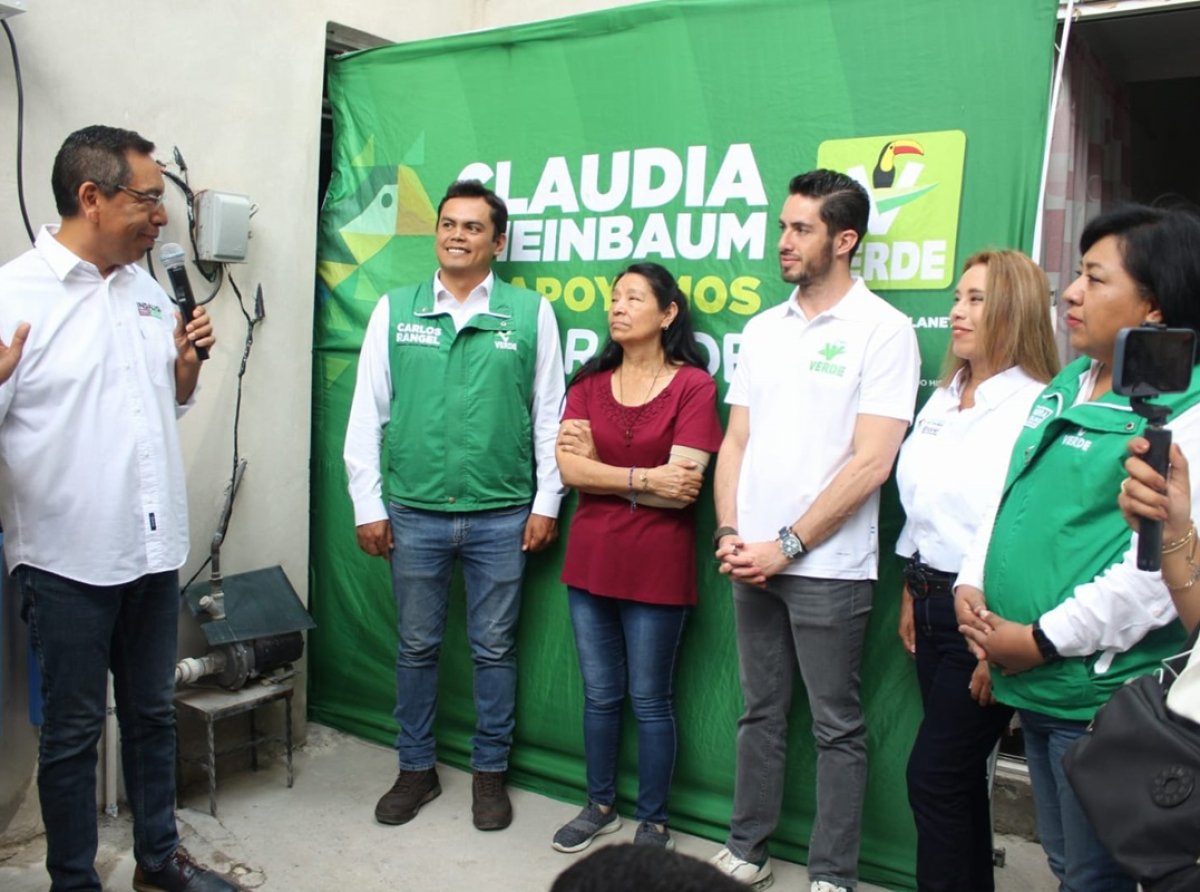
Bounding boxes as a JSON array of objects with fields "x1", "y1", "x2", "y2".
[
  {"x1": 1032, "y1": 0, "x2": 1076, "y2": 263},
  {"x1": 104, "y1": 671, "x2": 117, "y2": 817},
  {"x1": 175, "y1": 651, "x2": 226, "y2": 686}
]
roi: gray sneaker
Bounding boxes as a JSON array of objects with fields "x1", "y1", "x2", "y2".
[
  {"x1": 552, "y1": 802, "x2": 622, "y2": 853},
  {"x1": 633, "y1": 821, "x2": 675, "y2": 850},
  {"x1": 710, "y1": 847, "x2": 774, "y2": 889}
]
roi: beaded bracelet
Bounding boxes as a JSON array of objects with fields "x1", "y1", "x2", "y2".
[{"x1": 628, "y1": 466, "x2": 638, "y2": 512}]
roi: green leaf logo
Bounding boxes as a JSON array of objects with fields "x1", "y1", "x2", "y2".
[{"x1": 819, "y1": 342, "x2": 846, "y2": 361}]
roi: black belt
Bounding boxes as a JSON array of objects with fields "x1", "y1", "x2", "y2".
[{"x1": 903, "y1": 556, "x2": 956, "y2": 599}]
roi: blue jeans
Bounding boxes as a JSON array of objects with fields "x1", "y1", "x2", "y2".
[
  {"x1": 729, "y1": 575, "x2": 873, "y2": 890},
  {"x1": 1020, "y1": 708, "x2": 1136, "y2": 892},
  {"x1": 388, "y1": 502, "x2": 530, "y2": 773},
  {"x1": 19, "y1": 565, "x2": 181, "y2": 892},
  {"x1": 567, "y1": 587, "x2": 689, "y2": 825},
  {"x1": 907, "y1": 593, "x2": 1013, "y2": 892}
]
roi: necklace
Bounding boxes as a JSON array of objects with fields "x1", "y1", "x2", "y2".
[{"x1": 617, "y1": 362, "x2": 665, "y2": 446}]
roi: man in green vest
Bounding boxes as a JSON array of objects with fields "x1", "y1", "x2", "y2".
[{"x1": 344, "y1": 179, "x2": 565, "y2": 832}]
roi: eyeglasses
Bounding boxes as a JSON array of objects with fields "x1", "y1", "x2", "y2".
[{"x1": 115, "y1": 184, "x2": 166, "y2": 209}]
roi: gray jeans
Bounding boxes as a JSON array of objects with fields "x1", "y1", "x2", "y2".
[{"x1": 727, "y1": 575, "x2": 873, "y2": 889}]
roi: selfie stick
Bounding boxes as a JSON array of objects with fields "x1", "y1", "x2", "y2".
[{"x1": 1131, "y1": 398, "x2": 1173, "y2": 571}]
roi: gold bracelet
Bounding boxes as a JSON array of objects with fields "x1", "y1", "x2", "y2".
[
  {"x1": 1165, "y1": 522, "x2": 1200, "y2": 591},
  {"x1": 1163, "y1": 522, "x2": 1196, "y2": 555},
  {"x1": 1167, "y1": 564, "x2": 1200, "y2": 591},
  {"x1": 638, "y1": 469, "x2": 649, "y2": 492}
]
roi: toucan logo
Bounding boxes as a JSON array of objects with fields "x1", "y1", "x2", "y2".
[
  {"x1": 817, "y1": 130, "x2": 966, "y2": 291},
  {"x1": 865, "y1": 139, "x2": 935, "y2": 237}
]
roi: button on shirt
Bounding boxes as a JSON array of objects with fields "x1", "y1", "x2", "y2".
[
  {"x1": 895, "y1": 366, "x2": 1048, "y2": 573},
  {"x1": 344, "y1": 271, "x2": 565, "y2": 525},
  {"x1": 727, "y1": 278, "x2": 919, "y2": 580},
  {"x1": 0, "y1": 227, "x2": 191, "y2": 585}
]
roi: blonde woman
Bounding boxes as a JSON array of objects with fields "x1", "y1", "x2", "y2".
[{"x1": 894, "y1": 250, "x2": 1059, "y2": 892}]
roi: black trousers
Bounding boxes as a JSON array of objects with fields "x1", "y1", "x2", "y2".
[{"x1": 906, "y1": 593, "x2": 1014, "y2": 892}]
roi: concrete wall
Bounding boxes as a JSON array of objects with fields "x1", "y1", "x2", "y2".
[{"x1": 0, "y1": 0, "x2": 635, "y2": 842}]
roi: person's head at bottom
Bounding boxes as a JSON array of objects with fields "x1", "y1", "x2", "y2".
[{"x1": 550, "y1": 843, "x2": 746, "y2": 892}]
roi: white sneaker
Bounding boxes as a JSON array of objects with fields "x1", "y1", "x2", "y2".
[
  {"x1": 709, "y1": 847, "x2": 774, "y2": 889},
  {"x1": 810, "y1": 882, "x2": 849, "y2": 892}
]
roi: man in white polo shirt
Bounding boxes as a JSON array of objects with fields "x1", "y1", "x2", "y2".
[{"x1": 709, "y1": 169, "x2": 919, "y2": 892}]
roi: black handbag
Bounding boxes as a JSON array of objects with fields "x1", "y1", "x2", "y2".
[{"x1": 1063, "y1": 629, "x2": 1200, "y2": 889}]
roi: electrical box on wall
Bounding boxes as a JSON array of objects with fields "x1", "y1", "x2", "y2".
[{"x1": 194, "y1": 191, "x2": 251, "y2": 263}]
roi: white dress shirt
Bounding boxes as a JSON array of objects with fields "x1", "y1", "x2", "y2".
[
  {"x1": 1167, "y1": 645, "x2": 1200, "y2": 723},
  {"x1": 726, "y1": 278, "x2": 920, "y2": 580},
  {"x1": 895, "y1": 366, "x2": 1047, "y2": 572},
  {"x1": 344, "y1": 271, "x2": 565, "y2": 525},
  {"x1": 957, "y1": 360, "x2": 1200, "y2": 667},
  {"x1": 0, "y1": 227, "x2": 192, "y2": 585}
]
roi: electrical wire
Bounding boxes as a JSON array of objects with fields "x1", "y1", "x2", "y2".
[
  {"x1": 156, "y1": 146, "x2": 264, "y2": 599},
  {"x1": 197, "y1": 261, "x2": 223, "y2": 306},
  {"x1": 175, "y1": 146, "x2": 220, "y2": 284},
  {"x1": 181, "y1": 555, "x2": 212, "y2": 595},
  {"x1": 161, "y1": 161, "x2": 219, "y2": 283},
  {"x1": 226, "y1": 271, "x2": 265, "y2": 487},
  {"x1": 160, "y1": 166, "x2": 216, "y2": 282},
  {"x1": 181, "y1": 271, "x2": 264, "y2": 600},
  {"x1": 2, "y1": 20, "x2": 33, "y2": 244}
]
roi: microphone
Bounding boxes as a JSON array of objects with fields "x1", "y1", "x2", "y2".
[{"x1": 158, "y1": 242, "x2": 209, "y2": 361}]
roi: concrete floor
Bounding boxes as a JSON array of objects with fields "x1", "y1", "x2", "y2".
[{"x1": 0, "y1": 723, "x2": 1059, "y2": 891}]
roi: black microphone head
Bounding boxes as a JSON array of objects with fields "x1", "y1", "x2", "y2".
[{"x1": 159, "y1": 242, "x2": 186, "y2": 270}]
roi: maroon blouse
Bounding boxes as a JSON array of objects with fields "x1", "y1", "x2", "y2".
[{"x1": 560, "y1": 364, "x2": 723, "y2": 605}]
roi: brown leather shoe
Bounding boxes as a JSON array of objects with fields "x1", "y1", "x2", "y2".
[
  {"x1": 472, "y1": 769, "x2": 512, "y2": 830},
  {"x1": 133, "y1": 847, "x2": 243, "y2": 891},
  {"x1": 374, "y1": 768, "x2": 441, "y2": 825}
]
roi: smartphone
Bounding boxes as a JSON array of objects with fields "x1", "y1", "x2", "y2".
[
  {"x1": 1113, "y1": 326, "x2": 1196, "y2": 398},
  {"x1": 1112, "y1": 325, "x2": 1196, "y2": 570}
]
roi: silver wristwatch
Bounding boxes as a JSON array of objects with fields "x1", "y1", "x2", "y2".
[{"x1": 778, "y1": 525, "x2": 806, "y2": 560}]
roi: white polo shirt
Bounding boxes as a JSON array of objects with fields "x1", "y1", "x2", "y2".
[
  {"x1": 895, "y1": 365, "x2": 1048, "y2": 573},
  {"x1": 727, "y1": 278, "x2": 919, "y2": 580}
]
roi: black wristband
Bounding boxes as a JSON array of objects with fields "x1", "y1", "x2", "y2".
[
  {"x1": 712, "y1": 526, "x2": 739, "y2": 550},
  {"x1": 1031, "y1": 620, "x2": 1061, "y2": 663}
]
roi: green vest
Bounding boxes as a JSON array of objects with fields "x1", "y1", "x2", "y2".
[
  {"x1": 986, "y1": 357, "x2": 1200, "y2": 720},
  {"x1": 384, "y1": 278, "x2": 540, "y2": 512}
]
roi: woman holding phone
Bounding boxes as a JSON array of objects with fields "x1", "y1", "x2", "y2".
[{"x1": 957, "y1": 205, "x2": 1200, "y2": 890}]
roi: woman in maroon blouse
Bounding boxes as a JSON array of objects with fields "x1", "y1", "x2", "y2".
[{"x1": 551, "y1": 262, "x2": 723, "y2": 854}]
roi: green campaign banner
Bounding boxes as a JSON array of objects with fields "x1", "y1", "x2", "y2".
[{"x1": 312, "y1": 0, "x2": 1057, "y2": 885}]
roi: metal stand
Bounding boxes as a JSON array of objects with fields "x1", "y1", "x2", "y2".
[{"x1": 175, "y1": 679, "x2": 294, "y2": 817}]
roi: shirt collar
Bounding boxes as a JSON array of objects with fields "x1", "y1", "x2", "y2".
[
  {"x1": 36, "y1": 224, "x2": 136, "y2": 283},
  {"x1": 950, "y1": 364, "x2": 1039, "y2": 409},
  {"x1": 433, "y1": 270, "x2": 494, "y2": 308},
  {"x1": 781, "y1": 277, "x2": 872, "y2": 321}
]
